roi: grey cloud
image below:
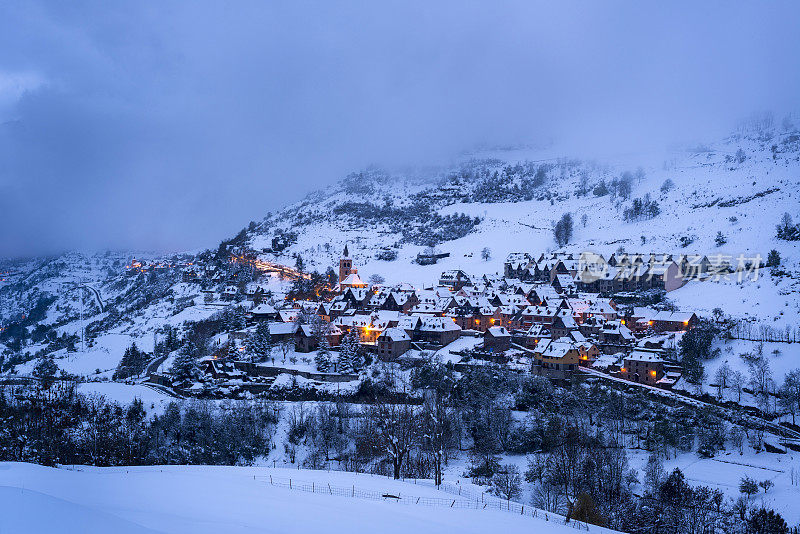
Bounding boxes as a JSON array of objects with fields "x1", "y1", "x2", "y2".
[{"x1": 0, "y1": 1, "x2": 798, "y2": 256}]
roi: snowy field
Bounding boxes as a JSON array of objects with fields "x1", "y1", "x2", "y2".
[{"x1": 0, "y1": 463, "x2": 598, "y2": 534}]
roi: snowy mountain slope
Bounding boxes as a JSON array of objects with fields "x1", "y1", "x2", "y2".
[
  {"x1": 242, "y1": 122, "x2": 800, "y2": 324},
  {"x1": 1, "y1": 122, "x2": 799, "y2": 379}
]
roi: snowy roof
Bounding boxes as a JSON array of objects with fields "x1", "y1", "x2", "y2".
[
  {"x1": 535, "y1": 339, "x2": 578, "y2": 359},
  {"x1": 625, "y1": 351, "x2": 665, "y2": 363},
  {"x1": 341, "y1": 273, "x2": 365, "y2": 286},
  {"x1": 268, "y1": 322, "x2": 297, "y2": 335},
  {"x1": 524, "y1": 324, "x2": 550, "y2": 338},
  {"x1": 401, "y1": 315, "x2": 461, "y2": 332},
  {"x1": 250, "y1": 303, "x2": 276, "y2": 315},
  {"x1": 278, "y1": 310, "x2": 299, "y2": 322},
  {"x1": 592, "y1": 353, "x2": 622, "y2": 370},
  {"x1": 653, "y1": 311, "x2": 695, "y2": 323},
  {"x1": 378, "y1": 327, "x2": 411, "y2": 342},
  {"x1": 486, "y1": 326, "x2": 510, "y2": 338},
  {"x1": 299, "y1": 324, "x2": 342, "y2": 337}
]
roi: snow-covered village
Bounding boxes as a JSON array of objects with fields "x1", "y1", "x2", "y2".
[{"x1": 2, "y1": 3, "x2": 800, "y2": 534}]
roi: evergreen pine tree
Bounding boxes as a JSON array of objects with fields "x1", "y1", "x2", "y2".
[
  {"x1": 170, "y1": 342, "x2": 201, "y2": 385},
  {"x1": 247, "y1": 321, "x2": 272, "y2": 362},
  {"x1": 32, "y1": 355, "x2": 58, "y2": 386},
  {"x1": 338, "y1": 331, "x2": 362, "y2": 374},
  {"x1": 315, "y1": 341, "x2": 331, "y2": 372}
]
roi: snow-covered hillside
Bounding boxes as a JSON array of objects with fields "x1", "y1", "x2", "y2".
[
  {"x1": 0, "y1": 463, "x2": 600, "y2": 534},
  {"x1": 1, "y1": 121, "x2": 799, "y2": 384},
  {"x1": 243, "y1": 122, "x2": 800, "y2": 323}
]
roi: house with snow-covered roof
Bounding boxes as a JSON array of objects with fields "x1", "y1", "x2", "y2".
[
  {"x1": 483, "y1": 325, "x2": 511, "y2": 352},
  {"x1": 531, "y1": 339, "x2": 582, "y2": 381},
  {"x1": 376, "y1": 327, "x2": 412, "y2": 360},
  {"x1": 439, "y1": 269, "x2": 472, "y2": 290},
  {"x1": 619, "y1": 351, "x2": 666, "y2": 385},
  {"x1": 400, "y1": 315, "x2": 461, "y2": 346},
  {"x1": 651, "y1": 311, "x2": 697, "y2": 332}
]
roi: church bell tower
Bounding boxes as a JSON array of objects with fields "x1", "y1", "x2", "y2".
[{"x1": 339, "y1": 244, "x2": 353, "y2": 284}]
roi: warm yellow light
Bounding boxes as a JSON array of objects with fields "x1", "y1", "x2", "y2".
[
  {"x1": 621, "y1": 367, "x2": 627, "y2": 373},
  {"x1": 621, "y1": 319, "x2": 626, "y2": 325},
  {"x1": 650, "y1": 370, "x2": 657, "y2": 377}
]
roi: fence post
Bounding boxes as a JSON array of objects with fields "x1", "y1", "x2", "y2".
[
  {"x1": 451, "y1": 500, "x2": 455, "y2": 507},
  {"x1": 270, "y1": 475, "x2": 272, "y2": 484},
  {"x1": 352, "y1": 485, "x2": 355, "y2": 497},
  {"x1": 289, "y1": 478, "x2": 292, "y2": 489}
]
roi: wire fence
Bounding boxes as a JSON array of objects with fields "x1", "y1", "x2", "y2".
[{"x1": 257, "y1": 473, "x2": 589, "y2": 530}]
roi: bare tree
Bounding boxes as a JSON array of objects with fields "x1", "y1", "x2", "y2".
[
  {"x1": 492, "y1": 464, "x2": 522, "y2": 501},
  {"x1": 713, "y1": 361, "x2": 732, "y2": 398},
  {"x1": 370, "y1": 402, "x2": 418, "y2": 479},
  {"x1": 421, "y1": 391, "x2": 456, "y2": 486},
  {"x1": 278, "y1": 339, "x2": 293, "y2": 362},
  {"x1": 731, "y1": 371, "x2": 746, "y2": 402}
]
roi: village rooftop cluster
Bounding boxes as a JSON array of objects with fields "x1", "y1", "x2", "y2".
[{"x1": 147, "y1": 247, "x2": 719, "y2": 396}]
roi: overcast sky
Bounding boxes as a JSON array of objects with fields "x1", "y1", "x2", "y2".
[{"x1": 1, "y1": 1, "x2": 798, "y2": 257}]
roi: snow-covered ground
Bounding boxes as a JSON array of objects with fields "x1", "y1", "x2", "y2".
[
  {"x1": 76, "y1": 382, "x2": 176, "y2": 413},
  {"x1": 0, "y1": 463, "x2": 598, "y2": 534},
  {"x1": 627, "y1": 448, "x2": 800, "y2": 524}
]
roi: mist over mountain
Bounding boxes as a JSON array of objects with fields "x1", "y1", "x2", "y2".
[{"x1": 1, "y1": 2, "x2": 799, "y2": 257}]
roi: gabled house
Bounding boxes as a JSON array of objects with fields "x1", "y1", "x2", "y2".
[
  {"x1": 376, "y1": 328, "x2": 412, "y2": 361},
  {"x1": 531, "y1": 339, "x2": 582, "y2": 380},
  {"x1": 439, "y1": 269, "x2": 472, "y2": 290},
  {"x1": 619, "y1": 351, "x2": 665, "y2": 385},
  {"x1": 400, "y1": 315, "x2": 461, "y2": 346},
  {"x1": 248, "y1": 302, "x2": 278, "y2": 322},
  {"x1": 295, "y1": 324, "x2": 343, "y2": 353},
  {"x1": 651, "y1": 311, "x2": 697, "y2": 332},
  {"x1": 484, "y1": 326, "x2": 511, "y2": 352}
]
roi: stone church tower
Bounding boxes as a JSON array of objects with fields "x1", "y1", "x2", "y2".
[{"x1": 339, "y1": 244, "x2": 353, "y2": 284}]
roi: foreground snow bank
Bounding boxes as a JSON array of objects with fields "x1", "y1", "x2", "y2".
[{"x1": 0, "y1": 463, "x2": 601, "y2": 534}]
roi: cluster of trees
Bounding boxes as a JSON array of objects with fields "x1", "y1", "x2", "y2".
[
  {"x1": 631, "y1": 461, "x2": 787, "y2": 534},
  {"x1": 113, "y1": 343, "x2": 149, "y2": 380},
  {"x1": 246, "y1": 321, "x2": 273, "y2": 362},
  {"x1": 5, "y1": 355, "x2": 794, "y2": 534},
  {"x1": 0, "y1": 383, "x2": 277, "y2": 467},
  {"x1": 678, "y1": 320, "x2": 720, "y2": 384},
  {"x1": 553, "y1": 213, "x2": 574, "y2": 247},
  {"x1": 403, "y1": 212, "x2": 482, "y2": 246},
  {"x1": 468, "y1": 162, "x2": 552, "y2": 203},
  {"x1": 623, "y1": 195, "x2": 661, "y2": 222},
  {"x1": 593, "y1": 169, "x2": 641, "y2": 201},
  {"x1": 329, "y1": 200, "x2": 482, "y2": 247},
  {"x1": 314, "y1": 331, "x2": 364, "y2": 374},
  {"x1": 776, "y1": 212, "x2": 800, "y2": 241}
]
